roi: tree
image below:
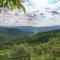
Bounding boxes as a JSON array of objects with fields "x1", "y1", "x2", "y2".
[{"x1": 0, "y1": 0, "x2": 26, "y2": 12}]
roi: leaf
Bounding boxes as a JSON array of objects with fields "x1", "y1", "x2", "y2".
[{"x1": 0, "y1": 0, "x2": 26, "y2": 12}]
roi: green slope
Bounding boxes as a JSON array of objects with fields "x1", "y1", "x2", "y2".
[
  {"x1": 0, "y1": 27, "x2": 30, "y2": 48},
  {"x1": 0, "y1": 28, "x2": 60, "y2": 60}
]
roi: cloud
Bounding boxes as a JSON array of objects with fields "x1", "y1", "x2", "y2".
[
  {"x1": 0, "y1": 0, "x2": 60, "y2": 27},
  {"x1": 24, "y1": 0, "x2": 60, "y2": 18},
  {"x1": 25, "y1": 0, "x2": 60, "y2": 13}
]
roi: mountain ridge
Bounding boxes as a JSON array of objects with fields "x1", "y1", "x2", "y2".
[
  {"x1": 0, "y1": 25, "x2": 60, "y2": 34},
  {"x1": 15, "y1": 25, "x2": 60, "y2": 33}
]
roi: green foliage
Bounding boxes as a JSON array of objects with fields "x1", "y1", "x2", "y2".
[
  {"x1": 0, "y1": 0, "x2": 26, "y2": 12},
  {"x1": 0, "y1": 27, "x2": 60, "y2": 60}
]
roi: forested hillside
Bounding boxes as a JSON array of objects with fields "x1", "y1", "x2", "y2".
[{"x1": 0, "y1": 27, "x2": 60, "y2": 60}]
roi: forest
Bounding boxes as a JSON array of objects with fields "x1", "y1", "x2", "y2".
[{"x1": 0, "y1": 27, "x2": 60, "y2": 60}]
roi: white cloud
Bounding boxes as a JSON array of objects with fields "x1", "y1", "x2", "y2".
[
  {"x1": 25, "y1": 0, "x2": 60, "y2": 13},
  {"x1": 0, "y1": 0, "x2": 60, "y2": 27}
]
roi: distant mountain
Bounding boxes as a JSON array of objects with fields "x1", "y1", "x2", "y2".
[
  {"x1": 0, "y1": 25, "x2": 60, "y2": 35},
  {"x1": 0, "y1": 26, "x2": 29, "y2": 36},
  {"x1": 15, "y1": 25, "x2": 60, "y2": 34},
  {"x1": 0, "y1": 26, "x2": 31, "y2": 47}
]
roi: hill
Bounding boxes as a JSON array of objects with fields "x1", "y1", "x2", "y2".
[
  {"x1": 0, "y1": 26, "x2": 29, "y2": 36},
  {"x1": 15, "y1": 25, "x2": 60, "y2": 34},
  {"x1": 0, "y1": 27, "x2": 30, "y2": 48},
  {"x1": 0, "y1": 27, "x2": 60, "y2": 60}
]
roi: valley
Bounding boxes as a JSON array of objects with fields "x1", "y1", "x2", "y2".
[{"x1": 0, "y1": 26, "x2": 60, "y2": 60}]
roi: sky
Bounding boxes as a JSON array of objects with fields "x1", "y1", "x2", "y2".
[
  {"x1": 23, "y1": 0, "x2": 60, "y2": 21},
  {"x1": 25, "y1": 0, "x2": 60, "y2": 12},
  {"x1": 27, "y1": 0, "x2": 57, "y2": 6},
  {"x1": 0, "y1": 0, "x2": 60, "y2": 26}
]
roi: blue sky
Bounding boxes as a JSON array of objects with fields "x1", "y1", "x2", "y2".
[
  {"x1": 27, "y1": 0, "x2": 57, "y2": 5},
  {"x1": 47, "y1": 0, "x2": 57, "y2": 4}
]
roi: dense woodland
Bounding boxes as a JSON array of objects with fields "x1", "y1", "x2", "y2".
[{"x1": 0, "y1": 27, "x2": 60, "y2": 60}]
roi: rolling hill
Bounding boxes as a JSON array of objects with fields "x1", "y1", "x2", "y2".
[
  {"x1": 15, "y1": 25, "x2": 60, "y2": 34},
  {"x1": 0, "y1": 26, "x2": 60, "y2": 60}
]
